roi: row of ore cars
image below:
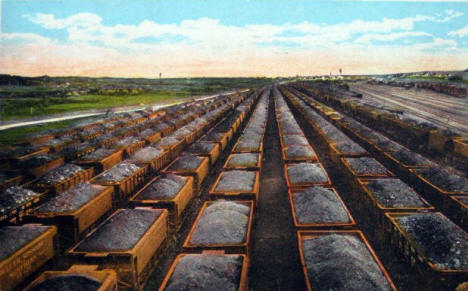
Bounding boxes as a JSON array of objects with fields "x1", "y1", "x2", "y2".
[
  {"x1": 279, "y1": 84, "x2": 467, "y2": 290},
  {"x1": 0, "y1": 88, "x2": 270, "y2": 291}
]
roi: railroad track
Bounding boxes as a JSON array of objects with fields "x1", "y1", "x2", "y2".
[{"x1": 351, "y1": 84, "x2": 468, "y2": 135}]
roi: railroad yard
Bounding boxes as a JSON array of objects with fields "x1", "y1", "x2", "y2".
[
  {"x1": 0, "y1": 80, "x2": 467, "y2": 291},
  {"x1": 350, "y1": 82, "x2": 468, "y2": 135}
]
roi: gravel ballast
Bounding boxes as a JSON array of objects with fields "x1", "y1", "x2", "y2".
[
  {"x1": 190, "y1": 201, "x2": 250, "y2": 244},
  {"x1": 214, "y1": 171, "x2": 256, "y2": 192},
  {"x1": 135, "y1": 174, "x2": 187, "y2": 200},
  {"x1": 164, "y1": 254, "x2": 243, "y2": 291},
  {"x1": 29, "y1": 275, "x2": 101, "y2": 291},
  {"x1": 365, "y1": 179, "x2": 428, "y2": 208},
  {"x1": 345, "y1": 157, "x2": 388, "y2": 176},
  {"x1": 75, "y1": 208, "x2": 162, "y2": 252},
  {"x1": 396, "y1": 213, "x2": 468, "y2": 269},
  {"x1": 0, "y1": 225, "x2": 52, "y2": 261},
  {"x1": 287, "y1": 163, "x2": 328, "y2": 185},
  {"x1": 36, "y1": 183, "x2": 106, "y2": 213},
  {"x1": 302, "y1": 234, "x2": 392, "y2": 290},
  {"x1": 292, "y1": 187, "x2": 351, "y2": 224}
]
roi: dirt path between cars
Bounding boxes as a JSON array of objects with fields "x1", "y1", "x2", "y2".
[{"x1": 248, "y1": 94, "x2": 307, "y2": 290}]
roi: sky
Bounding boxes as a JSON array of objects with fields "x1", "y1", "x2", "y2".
[{"x1": 1, "y1": 0, "x2": 468, "y2": 77}]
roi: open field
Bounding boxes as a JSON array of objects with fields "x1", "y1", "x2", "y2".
[
  {"x1": 0, "y1": 92, "x2": 189, "y2": 121},
  {"x1": 0, "y1": 76, "x2": 274, "y2": 121}
]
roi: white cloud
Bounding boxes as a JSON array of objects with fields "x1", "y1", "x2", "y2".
[
  {"x1": 20, "y1": 10, "x2": 462, "y2": 52},
  {"x1": 355, "y1": 31, "x2": 432, "y2": 44},
  {"x1": 449, "y1": 25, "x2": 468, "y2": 38},
  {"x1": 2, "y1": 10, "x2": 464, "y2": 77},
  {"x1": 432, "y1": 11, "x2": 464, "y2": 22},
  {"x1": 22, "y1": 13, "x2": 102, "y2": 29}
]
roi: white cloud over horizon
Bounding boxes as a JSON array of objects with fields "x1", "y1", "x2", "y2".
[{"x1": 0, "y1": 10, "x2": 467, "y2": 77}]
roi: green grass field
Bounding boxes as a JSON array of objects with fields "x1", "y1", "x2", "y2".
[
  {"x1": 0, "y1": 92, "x2": 192, "y2": 121},
  {"x1": 0, "y1": 77, "x2": 273, "y2": 121}
]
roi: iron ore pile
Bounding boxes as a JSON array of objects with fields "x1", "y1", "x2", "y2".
[
  {"x1": 163, "y1": 254, "x2": 244, "y2": 291},
  {"x1": 344, "y1": 157, "x2": 388, "y2": 176},
  {"x1": 36, "y1": 183, "x2": 106, "y2": 213},
  {"x1": 189, "y1": 201, "x2": 250, "y2": 245},
  {"x1": 109, "y1": 136, "x2": 143, "y2": 149},
  {"x1": 301, "y1": 234, "x2": 393, "y2": 291},
  {"x1": 415, "y1": 166, "x2": 468, "y2": 192},
  {"x1": 0, "y1": 224, "x2": 54, "y2": 261},
  {"x1": 1, "y1": 83, "x2": 467, "y2": 291},
  {"x1": 365, "y1": 179, "x2": 429, "y2": 208},
  {"x1": 292, "y1": 186, "x2": 352, "y2": 224},
  {"x1": 226, "y1": 153, "x2": 259, "y2": 168},
  {"x1": 38, "y1": 164, "x2": 85, "y2": 184},
  {"x1": 74, "y1": 208, "x2": 162, "y2": 252},
  {"x1": 94, "y1": 162, "x2": 140, "y2": 183},
  {"x1": 283, "y1": 144, "x2": 316, "y2": 161},
  {"x1": 79, "y1": 148, "x2": 115, "y2": 161},
  {"x1": 27, "y1": 275, "x2": 101, "y2": 291},
  {"x1": 131, "y1": 146, "x2": 164, "y2": 163},
  {"x1": 185, "y1": 141, "x2": 217, "y2": 154},
  {"x1": 166, "y1": 154, "x2": 204, "y2": 171},
  {"x1": 135, "y1": 173, "x2": 188, "y2": 199},
  {"x1": 214, "y1": 170, "x2": 256, "y2": 192},
  {"x1": 0, "y1": 186, "x2": 41, "y2": 215},
  {"x1": 396, "y1": 213, "x2": 468, "y2": 269},
  {"x1": 286, "y1": 162, "x2": 329, "y2": 185},
  {"x1": 18, "y1": 154, "x2": 59, "y2": 168}
]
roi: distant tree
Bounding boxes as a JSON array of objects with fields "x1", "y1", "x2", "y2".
[{"x1": 448, "y1": 74, "x2": 462, "y2": 81}]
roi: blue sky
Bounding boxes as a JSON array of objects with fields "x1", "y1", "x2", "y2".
[{"x1": 1, "y1": 0, "x2": 468, "y2": 77}]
